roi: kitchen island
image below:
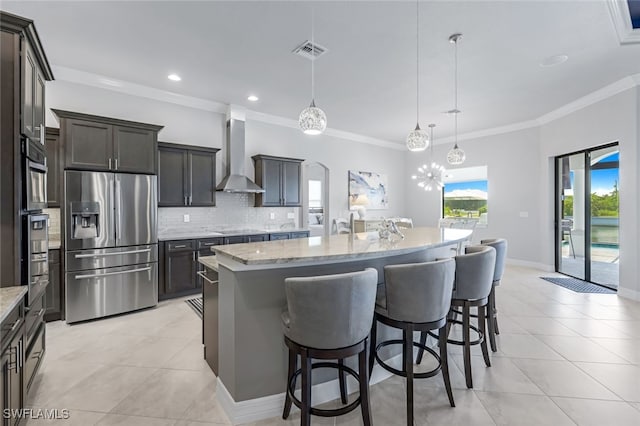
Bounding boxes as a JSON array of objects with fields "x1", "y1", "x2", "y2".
[{"x1": 207, "y1": 227, "x2": 472, "y2": 424}]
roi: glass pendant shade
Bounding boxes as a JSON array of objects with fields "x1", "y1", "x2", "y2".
[
  {"x1": 406, "y1": 124, "x2": 428, "y2": 152},
  {"x1": 299, "y1": 100, "x2": 327, "y2": 135},
  {"x1": 447, "y1": 143, "x2": 466, "y2": 165}
]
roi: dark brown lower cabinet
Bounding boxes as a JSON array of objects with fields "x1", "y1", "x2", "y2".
[
  {"x1": 160, "y1": 240, "x2": 199, "y2": 300},
  {"x1": 201, "y1": 266, "x2": 218, "y2": 374},
  {"x1": 1, "y1": 300, "x2": 25, "y2": 426}
]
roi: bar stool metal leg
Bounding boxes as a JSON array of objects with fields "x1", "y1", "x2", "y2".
[
  {"x1": 359, "y1": 338, "x2": 372, "y2": 426},
  {"x1": 478, "y1": 305, "x2": 492, "y2": 367},
  {"x1": 487, "y1": 287, "x2": 497, "y2": 352},
  {"x1": 403, "y1": 326, "x2": 415, "y2": 426},
  {"x1": 338, "y1": 359, "x2": 348, "y2": 404},
  {"x1": 462, "y1": 302, "x2": 473, "y2": 388},
  {"x1": 438, "y1": 325, "x2": 455, "y2": 407},
  {"x1": 282, "y1": 349, "x2": 296, "y2": 419},
  {"x1": 368, "y1": 321, "x2": 377, "y2": 377},
  {"x1": 301, "y1": 350, "x2": 312, "y2": 426}
]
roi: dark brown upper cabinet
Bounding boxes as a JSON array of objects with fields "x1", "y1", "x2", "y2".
[
  {"x1": 1, "y1": 11, "x2": 54, "y2": 289},
  {"x1": 52, "y1": 109, "x2": 163, "y2": 174},
  {"x1": 158, "y1": 142, "x2": 219, "y2": 207},
  {"x1": 252, "y1": 155, "x2": 303, "y2": 207},
  {"x1": 45, "y1": 127, "x2": 60, "y2": 207}
]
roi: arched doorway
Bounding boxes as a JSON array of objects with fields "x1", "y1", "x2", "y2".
[{"x1": 301, "y1": 162, "x2": 330, "y2": 237}]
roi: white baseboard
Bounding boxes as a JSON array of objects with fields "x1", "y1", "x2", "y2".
[
  {"x1": 216, "y1": 354, "x2": 402, "y2": 425},
  {"x1": 506, "y1": 258, "x2": 554, "y2": 272},
  {"x1": 617, "y1": 287, "x2": 640, "y2": 301}
]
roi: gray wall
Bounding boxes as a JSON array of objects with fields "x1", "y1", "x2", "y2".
[
  {"x1": 539, "y1": 88, "x2": 639, "y2": 298},
  {"x1": 405, "y1": 127, "x2": 543, "y2": 265}
]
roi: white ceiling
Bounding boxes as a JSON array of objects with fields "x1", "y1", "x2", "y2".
[{"x1": 4, "y1": 0, "x2": 640, "y2": 144}]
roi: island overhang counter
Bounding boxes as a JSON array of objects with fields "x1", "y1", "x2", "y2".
[{"x1": 206, "y1": 227, "x2": 472, "y2": 424}]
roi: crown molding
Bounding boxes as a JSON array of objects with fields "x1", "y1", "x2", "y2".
[
  {"x1": 53, "y1": 65, "x2": 639, "y2": 151},
  {"x1": 607, "y1": 0, "x2": 640, "y2": 45},
  {"x1": 537, "y1": 74, "x2": 639, "y2": 125},
  {"x1": 52, "y1": 65, "x2": 228, "y2": 113},
  {"x1": 53, "y1": 65, "x2": 404, "y2": 150},
  {"x1": 433, "y1": 119, "x2": 539, "y2": 146}
]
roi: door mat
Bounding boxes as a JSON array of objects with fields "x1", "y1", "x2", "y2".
[
  {"x1": 540, "y1": 277, "x2": 616, "y2": 294},
  {"x1": 185, "y1": 297, "x2": 203, "y2": 318}
]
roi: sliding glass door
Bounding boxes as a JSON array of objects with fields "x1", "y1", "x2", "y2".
[{"x1": 555, "y1": 143, "x2": 619, "y2": 289}]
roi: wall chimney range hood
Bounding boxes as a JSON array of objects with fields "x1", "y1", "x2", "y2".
[{"x1": 216, "y1": 105, "x2": 264, "y2": 193}]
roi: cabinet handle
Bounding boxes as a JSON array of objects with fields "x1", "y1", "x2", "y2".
[
  {"x1": 189, "y1": 195, "x2": 192, "y2": 205},
  {"x1": 173, "y1": 244, "x2": 187, "y2": 249},
  {"x1": 197, "y1": 270, "x2": 218, "y2": 284},
  {"x1": 115, "y1": 158, "x2": 118, "y2": 170},
  {"x1": 19, "y1": 339, "x2": 24, "y2": 369},
  {"x1": 193, "y1": 251, "x2": 196, "y2": 261},
  {"x1": 109, "y1": 158, "x2": 112, "y2": 169},
  {"x1": 184, "y1": 196, "x2": 188, "y2": 206}
]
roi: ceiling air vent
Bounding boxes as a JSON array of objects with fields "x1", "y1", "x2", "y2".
[{"x1": 292, "y1": 40, "x2": 328, "y2": 60}]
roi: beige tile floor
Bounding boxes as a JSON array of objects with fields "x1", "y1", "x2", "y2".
[{"x1": 23, "y1": 265, "x2": 640, "y2": 425}]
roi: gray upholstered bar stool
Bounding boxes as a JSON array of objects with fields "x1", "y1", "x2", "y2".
[
  {"x1": 281, "y1": 268, "x2": 378, "y2": 426},
  {"x1": 436, "y1": 245, "x2": 496, "y2": 389},
  {"x1": 480, "y1": 238, "x2": 508, "y2": 352},
  {"x1": 369, "y1": 259, "x2": 456, "y2": 426}
]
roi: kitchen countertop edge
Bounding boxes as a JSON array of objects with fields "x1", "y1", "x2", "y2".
[{"x1": 0, "y1": 286, "x2": 28, "y2": 323}]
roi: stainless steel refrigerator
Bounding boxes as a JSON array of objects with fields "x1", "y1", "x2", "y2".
[{"x1": 64, "y1": 170, "x2": 158, "y2": 323}]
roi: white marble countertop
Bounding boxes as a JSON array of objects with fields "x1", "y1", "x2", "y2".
[
  {"x1": 158, "y1": 228, "x2": 309, "y2": 241},
  {"x1": 213, "y1": 227, "x2": 472, "y2": 266},
  {"x1": 198, "y1": 255, "x2": 219, "y2": 272},
  {"x1": 0, "y1": 286, "x2": 27, "y2": 323}
]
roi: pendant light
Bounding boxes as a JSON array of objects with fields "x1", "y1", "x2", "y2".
[
  {"x1": 412, "y1": 124, "x2": 446, "y2": 191},
  {"x1": 447, "y1": 33, "x2": 465, "y2": 165},
  {"x1": 406, "y1": 0, "x2": 428, "y2": 152},
  {"x1": 298, "y1": 7, "x2": 327, "y2": 135}
]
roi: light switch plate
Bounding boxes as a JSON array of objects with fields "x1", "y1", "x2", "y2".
[
  {"x1": 183, "y1": 214, "x2": 190, "y2": 223},
  {"x1": 519, "y1": 211, "x2": 529, "y2": 218},
  {"x1": 287, "y1": 212, "x2": 295, "y2": 219},
  {"x1": 269, "y1": 213, "x2": 275, "y2": 220}
]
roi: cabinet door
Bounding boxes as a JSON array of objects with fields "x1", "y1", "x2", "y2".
[
  {"x1": 45, "y1": 250, "x2": 61, "y2": 321},
  {"x1": 282, "y1": 161, "x2": 301, "y2": 206},
  {"x1": 113, "y1": 126, "x2": 156, "y2": 174},
  {"x1": 33, "y1": 70, "x2": 46, "y2": 143},
  {"x1": 21, "y1": 42, "x2": 36, "y2": 140},
  {"x1": 65, "y1": 118, "x2": 113, "y2": 171},
  {"x1": 45, "y1": 129, "x2": 60, "y2": 207},
  {"x1": 158, "y1": 147, "x2": 188, "y2": 206},
  {"x1": 189, "y1": 150, "x2": 216, "y2": 206},
  {"x1": 262, "y1": 159, "x2": 282, "y2": 206},
  {"x1": 2, "y1": 332, "x2": 23, "y2": 426},
  {"x1": 165, "y1": 250, "x2": 198, "y2": 296},
  {"x1": 224, "y1": 235, "x2": 247, "y2": 245}
]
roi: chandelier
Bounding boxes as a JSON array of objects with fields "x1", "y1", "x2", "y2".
[
  {"x1": 412, "y1": 124, "x2": 445, "y2": 191},
  {"x1": 447, "y1": 33, "x2": 465, "y2": 165}
]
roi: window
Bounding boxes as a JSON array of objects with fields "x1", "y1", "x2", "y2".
[
  {"x1": 442, "y1": 166, "x2": 488, "y2": 225},
  {"x1": 308, "y1": 180, "x2": 322, "y2": 208}
]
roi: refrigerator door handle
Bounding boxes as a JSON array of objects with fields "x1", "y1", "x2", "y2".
[
  {"x1": 74, "y1": 266, "x2": 151, "y2": 280},
  {"x1": 115, "y1": 178, "x2": 122, "y2": 243},
  {"x1": 74, "y1": 248, "x2": 152, "y2": 259}
]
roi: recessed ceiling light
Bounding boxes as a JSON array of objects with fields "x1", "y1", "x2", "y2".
[
  {"x1": 167, "y1": 74, "x2": 182, "y2": 81},
  {"x1": 247, "y1": 95, "x2": 259, "y2": 102},
  {"x1": 540, "y1": 55, "x2": 568, "y2": 67}
]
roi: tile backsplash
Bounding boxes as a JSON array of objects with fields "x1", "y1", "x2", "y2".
[
  {"x1": 158, "y1": 192, "x2": 300, "y2": 234},
  {"x1": 43, "y1": 208, "x2": 61, "y2": 239}
]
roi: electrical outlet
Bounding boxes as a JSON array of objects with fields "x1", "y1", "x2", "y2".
[
  {"x1": 519, "y1": 211, "x2": 528, "y2": 218},
  {"x1": 287, "y1": 212, "x2": 295, "y2": 219},
  {"x1": 183, "y1": 214, "x2": 190, "y2": 223},
  {"x1": 269, "y1": 212, "x2": 275, "y2": 220}
]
